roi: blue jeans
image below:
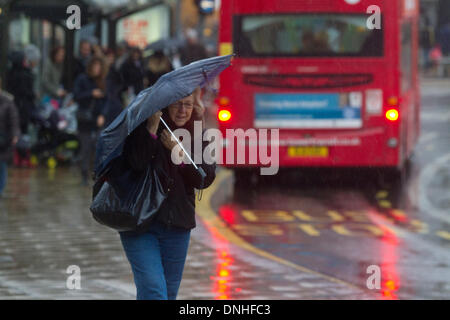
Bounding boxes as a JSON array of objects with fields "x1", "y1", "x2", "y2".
[
  {"x1": 0, "y1": 161, "x2": 7, "y2": 195},
  {"x1": 119, "y1": 221, "x2": 191, "y2": 300}
]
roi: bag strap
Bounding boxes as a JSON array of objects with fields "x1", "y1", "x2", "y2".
[{"x1": 196, "y1": 167, "x2": 206, "y2": 201}]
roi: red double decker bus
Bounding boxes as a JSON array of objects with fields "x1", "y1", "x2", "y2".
[{"x1": 217, "y1": 0, "x2": 420, "y2": 185}]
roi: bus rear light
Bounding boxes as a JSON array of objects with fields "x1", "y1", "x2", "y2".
[
  {"x1": 386, "y1": 109, "x2": 399, "y2": 121},
  {"x1": 218, "y1": 109, "x2": 232, "y2": 122}
]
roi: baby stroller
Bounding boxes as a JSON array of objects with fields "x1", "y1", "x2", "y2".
[{"x1": 30, "y1": 94, "x2": 80, "y2": 168}]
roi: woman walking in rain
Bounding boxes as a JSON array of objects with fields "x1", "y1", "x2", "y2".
[
  {"x1": 73, "y1": 57, "x2": 106, "y2": 185},
  {"x1": 119, "y1": 90, "x2": 215, "y2": 300}
]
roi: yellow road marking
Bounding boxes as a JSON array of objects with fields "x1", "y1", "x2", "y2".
[
  {"x1": 365, "y1": 225, "x2": 385, "y2": 237},
  {"x1": 391, "y1": 209, "x2": 406, "y2": 218},
  {"x1": 436, "y1": 231, "x2": 450, "y2": 240},
  {"x1": 332, "y1": 225, "x2": 352, "y2": 236},
  {"x1": 242, "y1": 210, "x2": 296, "y2": 223},
  {"x1": 241, "y1": 210, "x2": 258, "y2": 222},
  {"x1": 409, "y1": 219, "x2": 429, "y2": 234},
  {"x1": 275, "y1": 210, "x2": 296, "y2": 222},
  {"x1": 232, "y1": 224, "x2": 284, "y2": 236},
  {"x1": 328, "y1": 210, "x2": 345, "y2": 222},
  {"x1": 298, "y1": 224, "x2": 321, "y2": 236},
  {"x1": 376, "y1": 190, "x2": 389, "y2": 199},
  {"x1": 292, "y1": 210, "x2": 312, "y2": 221},
  {"x1": 378, "y1": 200, "x2": 392, "y2": 209},
  {"x1": 196, "y1": 170, "x2": 362, "y2": 289}
]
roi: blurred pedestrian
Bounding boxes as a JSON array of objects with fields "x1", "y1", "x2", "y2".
[
  {"x1": 420, "y1": 17, "x2": 435, "y2": 71},
  {"x1": 6, "y1": 44, "x2": 40, "y2": 135},
  {"x1": 114, "y1": 41, "x2": 130, "y2": 71},
  {"x1": 120, "y1": 47, "x2": 145, "y2": 97},
  {"x1": 179, "y1": 29, "x2": 208, "y2": 66},
  {"x1": 41, "y1": 46, "x2": 66, "y2": 101},
  {"x1": 102, "y1": 48, "x2": 115, "y2": 80},
  {"x1": 430, "y1": 44, "x2": 443, "y2": 76},
  {"x1": 103, "y1": 49, "x2": 126, "y2": 127},
  {"x1": 0, "y1": 78, "x2": 21, "y2": 198},
  {"x1": 73, "y1": 39, "x2": 92, "y2": 81},
  {"x1": 438, "y1": 22, "x2": 450, "y2": 56},
  {"x1": 73, "y1": 57, "x2": 106, "y2": 185},
  {"x1": 119, "y1": 92, "x2": 215, "y2": 300},
  {"x1": 145, "y1": 50, "x2": 173, "y2": 87}
]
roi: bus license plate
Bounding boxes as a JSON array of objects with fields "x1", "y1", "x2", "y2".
[{"x1": 287, "y1": 146, "x2": 329, "y2": 158}]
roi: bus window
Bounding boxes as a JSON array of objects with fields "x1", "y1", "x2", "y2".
[
  {"x1": 401, "y1": 22, "x2": 413, "y2": 92},
  {"x1": 234, "y1": 14, "x2": 383, "y2": 57}
]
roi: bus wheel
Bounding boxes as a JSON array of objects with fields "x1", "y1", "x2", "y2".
[{"x1": 377, "y1": 161, "x2": 411, "y2": 191}]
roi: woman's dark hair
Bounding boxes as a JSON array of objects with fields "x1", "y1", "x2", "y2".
[
  {"x1": 86, "y1": 56, "x2": 105, "y2": 90},
  {"x1": 50, "y1": 46, "x2": 64, "y2": 63}
]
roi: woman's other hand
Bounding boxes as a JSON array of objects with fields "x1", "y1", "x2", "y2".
[
  {"x1": 160, "y1": 129, "x2": 178, "y2": 151},
  {"x1": 161, "y1": 129, "x2": 185, "y2": 161},
  {"x1": 193, "y1": 87, "x2": 205, "y2": 118},
  {"x1": 146, "y1": 111, "x2": 162, "y2": 135}
]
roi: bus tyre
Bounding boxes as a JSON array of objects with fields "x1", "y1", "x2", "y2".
[{"x1": 377, "y1": 161, "x2": 411, "y2": 190}]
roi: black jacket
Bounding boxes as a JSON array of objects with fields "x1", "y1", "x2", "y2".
[
  {"x1": 120, "y1": 59, "x2": 144, "y2": 95},
  {"x1": 121, "y1": 126, "x2": 216, "y2": 231},
  {"x1": 180, "y1": 43, "x2": 208, "y2": 66},
  {"x1": 103, "y1": 65, "x2": 126, "y2": 127},
  {"x1": 73, "y1": 73, "x2": 106, "y2": 132},
  {"x1": 6, "y1": 52, "x2": 36, "y2": 133}
]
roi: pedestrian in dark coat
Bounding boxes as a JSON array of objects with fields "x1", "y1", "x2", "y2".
[
  {"x1": 145, "y1": 50, "x2": 173, "y2": 87},
  {"x1": 103, "y1": 52, "x2": 126, "y2": 127},
  {"x1": 119, "y1": 91, "x2": 215, "y2": 300},
  {"x1": 73, "y1": 40, "x2": 93, "y2": 83},
  {"x1": 0, "y1": 80, "x2": 21, "y2": 197},
  {"x1": 6, "y1": 46, "x2": 40, "y2": 134},
  {"x1": 73, "y1": 57, "x2": 106, "y2": 185},
  {"x1": 179, "y1": 29, "x2": 208, "y2": 66},
  {"x1": 120, "y1": 47, "x2": 145, "y2": 96}
]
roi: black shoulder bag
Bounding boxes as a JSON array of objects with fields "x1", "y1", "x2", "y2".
[{"x1": 90, "y1": 154, "x2": 168, "y2": 232}]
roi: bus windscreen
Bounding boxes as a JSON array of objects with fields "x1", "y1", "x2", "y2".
[{"x1": 234, "y1": 14, "x2": 383, "y2": 57}]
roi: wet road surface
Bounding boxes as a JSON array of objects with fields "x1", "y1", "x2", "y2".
[
  {"x1": 209, "y1": 78, "x2": 450, "y2": 299},
  {"x1": 0, "y1": 78, "x2": 449, "y2": 299},
  {"x1": 0, "y1": 166, "x2": 374, "y2": 299}
]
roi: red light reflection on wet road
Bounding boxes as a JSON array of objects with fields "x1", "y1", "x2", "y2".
[
  {"x1": 370, "y1": 214, "x2": 400, "y2": 300},
  {"x1": 202, "y1": 215, "x2": 236, "y2": 300}
]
